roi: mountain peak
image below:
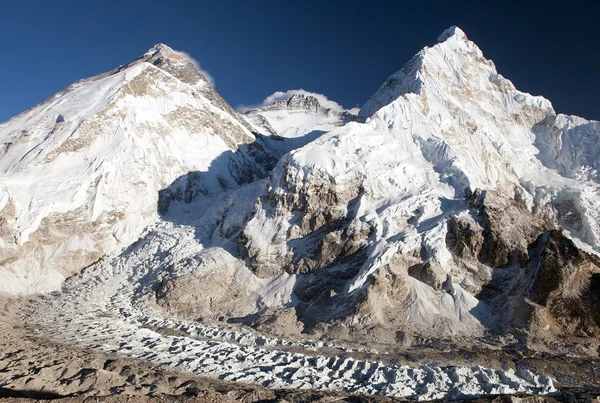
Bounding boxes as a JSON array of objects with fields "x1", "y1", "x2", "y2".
[
  {"x1": 286, "y1": 93, "x2": 321, "y2": 110},
  {"x1": 437, "y1": 25, "x2": 467, "y2": 43},
  {"x1": 243, "y1": 90, "x2": 352, "y2": 116},
  {"x1": 243, "y1": 90, "x2": 357, "y2": 140},
  {"x1": 145, "y1": 43, "x2": 175, "y2": 55},
  {"x1": 142, "y1": 43, "x2": 192, "y2": 65},
  {"x1": 359, "y1": 25, "x2": 494, "y2": 118},
  {"x1": 136, "y1": 43, "x2": 215, "y2": 90},
  {"x1": 245, "y1": 93, "x2": 331, "y2": 116}
]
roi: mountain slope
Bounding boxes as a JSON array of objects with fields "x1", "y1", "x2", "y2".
[{"x1": 0, "y1": 44, "x2": 270, "y2": 294}]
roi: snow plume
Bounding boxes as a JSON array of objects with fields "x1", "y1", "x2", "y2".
[
  {"x1": 178, "y1": 51, "x2": 216, "y2": 88},
  {"x1": 237, "y1": 89, "x2": 346, "y2": 113}
]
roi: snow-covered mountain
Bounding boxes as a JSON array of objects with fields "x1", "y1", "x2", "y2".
[
  {"x1": 245, "y1": 91, "x2": 358, "y2": 137},
  {"x1": 0, "y1": 44, "x2": 272, "y2": 294},
  {"x1": 243, "y1": 91, "x2": 358, "y2": 159},
  {"x1": 2, "y1": 26, "x2": 600, "y2": 351},
  {"x1": 4, "y1": 25, "x2": 600, "y2": 400},
  {"x1": 234, "y1": 26, "x2": 600, "y2": 341},
  {"x1": 129, "y1": 26, "x2": 600, "y2": 345}
]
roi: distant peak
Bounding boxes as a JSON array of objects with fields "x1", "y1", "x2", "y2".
[
  {"x1": 239, "y1": 89, "x2": 349, "y2": 114},
  {"x1": 286, "y1": 94, "x2": 321, "y2": 109},
  {"x1": 150, "y1": 43, "x2": 172, "y2": 51},
  {"x1": 288, "y1": 93, "x2": 311, "y2": 100},
  {"x1": 437, "y1": 26, "x2": 468, "y2": 43},
  {"x1": 287, "y1": 93, "x2": 319, "y2": 104}
]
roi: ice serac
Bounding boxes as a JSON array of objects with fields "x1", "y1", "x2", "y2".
[
  {"x1": 0, "y1": 44, "x2": 268, "y2": 294},
  {"x1": 237, "y1": 25, "x2": 600, "y2": 342}
]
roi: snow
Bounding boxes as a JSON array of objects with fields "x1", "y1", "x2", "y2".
[
  {"x1": 437, "y1": 25, "x2": 467, "y2": 42},
  {"x1": 255, "y1": 109, "x2": 344, "y2": 139},
  {"x1": 0, "y1": 63, "x2": 148, "y2": 243},
  {"x1": 0, "y1": 48, "x2": 261, "y2": 294}
]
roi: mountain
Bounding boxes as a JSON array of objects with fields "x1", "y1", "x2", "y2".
[
  {"x1": 245, "y1": 92, "x2": 358, "y2": 137},
  {"x1": 0, "y1": 45, "x2": 358, "y2": 294},
  {"x1": 3, "y1": 27, "x2": 599, "y2": 343},
  {"x1": 2, "y1": 26, "x2": 598, "y2": 399},
  {"x1": 152, "y1": 26, "x2": 600, "y2": 346},
  {"x1": 244, "y1": 91, "x2": 359, "y2": 159},
  {"x1": 0, "y1": 44, "x2": 273, "y2": 294}
]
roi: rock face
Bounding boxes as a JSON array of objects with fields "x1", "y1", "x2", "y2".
[
  {"x1": 472, "y1": 191, "x2": 555, "y2": 268},
  {"x1": 516, "y1": 230, "x2": 600, "y2": 337}
]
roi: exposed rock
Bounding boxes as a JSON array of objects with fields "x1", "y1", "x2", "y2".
[
  {"x1": 239, "y1": 165, "x2": 368, "y2": 278},
  {"x1": 554, "y1": 199, "x2": 584, "y2": 232},
  {"x1": 155, "y1": 253, "x2": 261, "y2": 321},
  {"x1": 519, "y1": 230, "x2": 600, "y2": 337},
  {"x1": 475, "y1": 191, "x2": 555, "y2": 267},
  {"x1": 245, "y1": 307, "x2": 304, "y2": 338},
  {"x1": 446, "y1": 213, "x2": 485, "y2": 259},
  {"x1": 408, "y1": 261, "x2": 447, "y2": 290}
]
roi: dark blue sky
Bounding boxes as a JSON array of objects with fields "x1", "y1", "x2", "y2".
[{"x1": 1, "y1": 0, "x2": 599, "y2": 122}]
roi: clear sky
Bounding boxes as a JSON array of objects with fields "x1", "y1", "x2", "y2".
[{"x1": 1, "y1": 0, "x2": 599, "y2": 122}]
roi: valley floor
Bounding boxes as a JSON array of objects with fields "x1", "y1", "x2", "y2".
[
  {"x1": 1, "y1": 296, "x2": 598, "y2": 403},
  {"x1": 0, "y1": 295, "x2": 362, "y2": 402}
]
